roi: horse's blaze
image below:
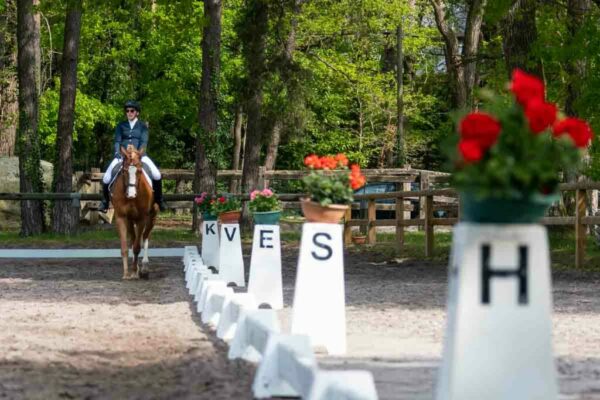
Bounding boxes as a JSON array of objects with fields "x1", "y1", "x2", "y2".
[{"x1": 127, "y1": 165, "x2": 137, "y2": 199}]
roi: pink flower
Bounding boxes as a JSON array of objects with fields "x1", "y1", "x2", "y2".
[
  {"x1": 250, "y1": 190, "x2": 260, "y2": 201},
  {"x1": 261, "y1": 188, "x2": 273, "y2": 197}
]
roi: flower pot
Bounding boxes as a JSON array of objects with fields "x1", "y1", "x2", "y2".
[
  {"x1": 219, "y1": 210, "x2": 241, "y2": 223},
  {"x1": 352, "y1": 235, "x2": 367, "y2": 245},
  {"x1": 460, "y1": 192, "x2": 559, "y2": 223},
  {"x1": 253, "y1": 210, "x2": 281, "y2": 225},
  {"x1": 202, "y1": 211, "x2": 218, "y2": 221},
  {"x1": 300, "y1": 198, "x2": 349, "y2": 224}
]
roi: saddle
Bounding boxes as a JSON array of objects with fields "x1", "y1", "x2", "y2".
[{"x1": 108, "y1": 161, "x2": 153, "y2": 191}]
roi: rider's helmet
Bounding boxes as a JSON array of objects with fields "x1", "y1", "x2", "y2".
[{"x1": 124, "y1": 100, "x2": 141, "y2": 112}]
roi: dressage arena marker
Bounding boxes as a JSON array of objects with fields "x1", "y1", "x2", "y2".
[
  {"x1": 201, "y1": 220, "x2": 220, "y2": 269},
  {"x1": 252, "y1": 333, "x2": 378, "y2": 400},
  {"x1": 217, "y1": 223, "x2": 246, "y2": 287},
  {"x1": 0, "y1": 248, "x2": 184, "y2": 258},
  {"x1": 291, "y1": 223, "x2": 346, "y2": 355},
  {"x1": 248, "y1": 224, "x2": 284, "y2": 309},
  {"x1": 436, "y1": 224, "x2": 557, "y2": 400},
  {"x1": 181, "y1": 242, "x2": 379, "y2": 400},
  {"x1": 228, "y1": 309, "x2": 281, "y2": 363},
  {"x1": 217, "y1": 293, "x2": 257, "y2": 341}
]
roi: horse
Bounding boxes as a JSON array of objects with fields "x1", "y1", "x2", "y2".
[{"x1": 110, "y1": 145, "x2": 159, "y2": 279}]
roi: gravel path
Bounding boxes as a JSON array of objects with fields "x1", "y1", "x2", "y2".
[
  {"x1": 0, "y1": 257, "x2": 254, "y2": 400},
  {"x1": 1, "y1": 242, "x2": 600, "y2": 399},
  {"x1": 276, "y1": 245, "x2": 600, "y2": 400}
]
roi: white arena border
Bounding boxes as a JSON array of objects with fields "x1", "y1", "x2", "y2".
[
  {"x1": 182, "y1": 245, "x2": 379, "y2": 400},
  {"x1": 0, "y1": 248, "x2": 184, "y2": 258}
]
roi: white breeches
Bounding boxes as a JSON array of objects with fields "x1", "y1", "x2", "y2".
[{"x1": 103, "y1": 156, "x2": 161, "y2": 184}]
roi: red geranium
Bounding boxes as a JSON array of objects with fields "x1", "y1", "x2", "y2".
[
  {"x1": 349, "y1": 164, "x2": 366, "y2": 190},
  {"x1": 335, "y1": 153, "x2": 349, "y2": 167},
  {"x1": 524, "y1": 98, "x2": 557, "y2": 134},
  {"x1": 510, "y1": 68, "x2": 545, "y2": 107},
  {"x1": 320, "y1": 155, "x2": 338, "y2": 170},
  {"x1": 458, "y1": 140, "x2": 483, "y2": 163},
  {"x1": 304, "y1": 154, "x2": 321, "y2": 169},
  {"x1": 459, "y1": 112, "x2": 501, "y2": 150},
  {"x1": 218, "y1": 196, "x2": 226, "y2": 203},
  {"x1": 552, "y1": 118, "x2": 594, "y2": 148}
]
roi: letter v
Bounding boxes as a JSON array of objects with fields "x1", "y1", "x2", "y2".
[{"x1": 224, "y1": 227, "x2": 237, "y2": 241}]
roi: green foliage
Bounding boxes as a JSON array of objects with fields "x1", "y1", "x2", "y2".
[
  {"x1": 302, "y1": 169, "x2": 354, "y2": 206},
  {"x1": 212, "y1": 194, "x2": 241, "y2": 214}
]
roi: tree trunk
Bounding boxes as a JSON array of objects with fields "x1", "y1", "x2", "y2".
[
  {"x1": 240, "y1": 0, "x2": 269, "y2": 231},
  {"x1": 263, "y1": 0, "x2": 301, "y2": 175},
  {"x1": 502, "y1": 0, "x2": 541, "y2": 77},
  {"x1": 240, "y1": 0, "x2": 268, "y2": 194},
  {"x1": 565, "y1": 0, "x2": 591, "y2": 116},
  {"x1": 52, "y1": 0, "x2": 82, "y2": 235},
  {"x1": 229, "y1": 106, "x2": 243, "y2": 193},
  {"x1": 192, "y1": 0, "x2": 222, "y2": 231},
  {"x1": 0, "y1": 0, "x2": 18, "y2": 157},
  {"x1": 431, "y1": 0, "x2": 487, "y2": 109},
  {"x1": 16, "y1": 0, "x2": 44, "y2": 236}
]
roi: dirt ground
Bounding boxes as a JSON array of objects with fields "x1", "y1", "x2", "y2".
[{"x1": 1, "y1": 241, "x2": 600, "y2": 399}]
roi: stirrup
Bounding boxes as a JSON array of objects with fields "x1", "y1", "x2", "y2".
[{"x1": 99, "y1": 201, "x2": 110, "y2": 213}]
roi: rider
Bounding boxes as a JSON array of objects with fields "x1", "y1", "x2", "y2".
[{"x1": 99, "y1": 100, "x2": 167, "y2": 212}]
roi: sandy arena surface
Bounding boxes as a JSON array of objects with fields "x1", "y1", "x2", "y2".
[{"x1": 1, "y1": 242, "x2": 600, "y2": 399}]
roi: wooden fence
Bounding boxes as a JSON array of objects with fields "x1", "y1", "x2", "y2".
[{"x1": 1, "y1": 169, "x2": 599, "y2": 268}]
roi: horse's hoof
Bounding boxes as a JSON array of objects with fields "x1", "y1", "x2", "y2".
[
  {"x1": 139, "y1": 271, "x2": 149, "y2": 280},
  {"x1": 122, "y1": 274, "x2": 132, "y2": 280}
]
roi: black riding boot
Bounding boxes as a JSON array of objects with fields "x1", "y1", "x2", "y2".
[
  {"x1": 99, "y1": 183, "x2": 110, "y2": 213},
  {"x1": 152, "y1": 178, "x2": 167, "y2": 211}
]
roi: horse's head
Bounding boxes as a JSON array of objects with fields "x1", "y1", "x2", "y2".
[{"x1": 120, "y1": 145, "x2": 144, "y2": 199}]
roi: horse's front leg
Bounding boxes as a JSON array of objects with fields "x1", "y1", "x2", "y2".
[
  {"x1": 115, "y1": 217, "x2": 131, "y2": 280},
  {"x1": 140, "y1": 211, "x2": 157, "y2": 279},
  {"x1": 132, "y1": 222, "x2": 145, "y2": 279}
]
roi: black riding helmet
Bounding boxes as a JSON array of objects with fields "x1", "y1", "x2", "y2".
[{"x1": 124, "y1": 100, "x2": 141, "y2": 112}]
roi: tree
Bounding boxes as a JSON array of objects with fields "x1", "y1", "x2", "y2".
[
  {"x1": 431, "y1": 0, "x2": 487, "y2": 109},
  {"x1": 263, "y1": 0, "x2": 304, "y2": 172},
  {"x1": 193, "y1": 0, "x2": 222, "y2": 231},
  {"x1": 0, "y1": 0, "x2": 18, "y2": 156},
  {"x1": 52, "y1": 0, "x2": 82, "y2": 234},
  {"x1": 501, "y1": 0, "x2": 541, "y2": 77},
  {"x1": 240, "y1": 0, "x2": 268, "y2": 193},
  {"x1": 565, "y1": 0, "x2": 592, "y2": 116},
  {"x1": 16, "y1": 0, "x2": 44, "y2": 235}
]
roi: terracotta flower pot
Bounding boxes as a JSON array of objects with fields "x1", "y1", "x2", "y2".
[
  {"x1": 219, "y1": 210, "x2": 241, "y2": 223},
  {"x1": 300, "y1": 198, "x2": 349, "y2": 224},
  {"x1": 352, "y1": 235, "x2": 367, "y2": 245}
]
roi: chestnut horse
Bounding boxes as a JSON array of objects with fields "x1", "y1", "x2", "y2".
[{"x1": 111, "y1": 145, "x2": 158, "y2": 279}]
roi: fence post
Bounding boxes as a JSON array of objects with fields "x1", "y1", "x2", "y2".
[
  {"x1": 396, "y1": 195, "x2": 404, "y2": 252},
  {"x1": 258, "y1": 166, "x2": 266, "y2": 189},
  {"x1": 367, "y1": 199, "x2": 376, "y2": 244},
  {"x1": 419, "y1": 172, "x2": 430, "y2": 231},
  {"x1": 576, "y1": 188, "x2": 586, "y2": 268},
  {"x1": 424, "y1": 194, "x2": 433, "y2": 257},
  {"x1": 344, "y1": 207, "x2": 352, "y2": 245}
]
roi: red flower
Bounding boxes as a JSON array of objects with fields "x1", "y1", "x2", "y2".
[
  {"x1": 348, "y1": 164, "x2": 366, "y2": 189},
  {"x1": 510, "y1": 68, "x2": 545, "y2": 107},
  {"x1": 218, "y1": 196, "x2": 226, "y2": 203},
  {"x1": 459, "y1": 112, "x2": 501, "y2": 149},
  {"x1": 320, "y1": 156, "x2": 338, "y2": 170},
  {"x1": 334, "y1": 153, "x2": 349, "y2": 167},
  {"x1": 458, "y1": 139, "x2": 483, "y2": 163},
  {"x1": 524, "y1": 98, "x2": 557, "y2": 134},
  {"x1": 552, "y1": 118, "x2": 594, "y2": 148},
  {"x1": 304, "y1": 154, "x2": 321, "y2": 169}
]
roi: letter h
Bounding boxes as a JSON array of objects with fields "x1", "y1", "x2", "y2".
[{"x1": 481, "y1": 244, "x2": 528, "y2": 305}]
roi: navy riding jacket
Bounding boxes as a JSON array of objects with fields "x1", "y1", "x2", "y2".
[{"x1": 113, "y1": 120, "x2": 149, "y2": 155}]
